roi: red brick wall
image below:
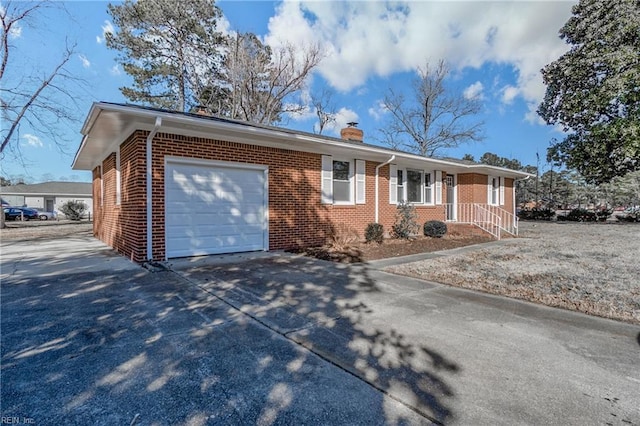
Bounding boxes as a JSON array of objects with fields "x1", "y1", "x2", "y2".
[
  {"x1": 91, "y1": 130, "x2": 514, "y2": 261},
  {"x1": 92, "y1": 132, "x2": 147, "y2": 262},
  {"x1": 458, "y1": 173, "x2": 489, "y2": 204},
  {"x1": 504, "y1": 178, "x2": 514, "y2": 210}
]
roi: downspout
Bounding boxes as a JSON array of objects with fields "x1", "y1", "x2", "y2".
[
  {"x1": 375, "y1": 155, "x2": 395, "y2": 223},
  {"x1": 146, "y1": 117, "x2": 162, "y2": 261}
]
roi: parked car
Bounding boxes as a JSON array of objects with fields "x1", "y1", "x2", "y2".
[
  {"x1": 3, "y1": 207, "x2": 39, "y2": 221},
  {"x1": 31, "y1": 208, "x2": 57, "y2": 221},
  {"x1": 615, "y1": 206, "x2": 640, "y2": 222}
]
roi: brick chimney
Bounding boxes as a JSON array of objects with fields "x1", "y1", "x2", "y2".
[
  {"x1": 340, "y1": 122, "x2": 363, "y2": 142},
  {"x1": 195, "y1": 105, "x2": 211, "y2": 116}
]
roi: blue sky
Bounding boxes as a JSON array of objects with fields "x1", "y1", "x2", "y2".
[{"x1": 1, "y1": 0, "x2": 576, "y2": 183}]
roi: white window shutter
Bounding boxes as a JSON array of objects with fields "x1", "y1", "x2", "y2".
[
  {"x1": 321, "y1": 155, "x2": 333, "y2": 204},
  {"x1": 499, "y1": 177, "x2": 505, "y2": 206},
  {"x1": 356, "y1": 159, "x2": 366, "y2": 204},
  {"x1": 389, "y1": 164, "x2": 397, "y2": 204},
  {"x1": 115, "y1": 149, "x2": 121, "y2": 205},
  {"x1": 100, "y1": 164, "x2": 104, "y2": 206},
  {"x1": 435, "y1": 171, "x2": 443, "y2": 205},
  {"x1": 487, "y1": 176, "x2": 492, "y2": 205}
]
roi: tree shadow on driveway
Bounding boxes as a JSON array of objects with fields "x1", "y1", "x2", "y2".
[
  {"x1": 1, "y1": 253, "x2": 459, "y2": 424},
  {"x1": 173, "y1": 254, "x2": 460, "y2": 424}
]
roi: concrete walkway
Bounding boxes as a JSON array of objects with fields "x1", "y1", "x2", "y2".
[{"x1": 2, "y1": 236, "x2": 639, "y2": 425}]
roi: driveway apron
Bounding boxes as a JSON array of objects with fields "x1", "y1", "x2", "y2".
[{"x1": 171, "y1": 253, "x2": 640, "y2": 426}]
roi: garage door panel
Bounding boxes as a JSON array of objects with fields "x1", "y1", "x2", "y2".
[
  {"x1": 166, "y1": 210, "x2": 266, "y2": 227},
  {"x1": 169, "y1": 170, "x2": 264, "y2": 202},
  {"x1": 167, "y1": 234, "x2": 265, "y2": 258},
  {"x1": 166, "y1": 161, "x2": 267, "y2": 258}
]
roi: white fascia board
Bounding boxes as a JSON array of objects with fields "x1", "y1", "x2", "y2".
[{"x1": 466, "y1": 165, "x2": 536, "y2": 179}]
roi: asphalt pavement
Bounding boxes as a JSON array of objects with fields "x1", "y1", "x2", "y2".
[{"x1": 1, "y1": 235, "x2": 639, "y2": 425}]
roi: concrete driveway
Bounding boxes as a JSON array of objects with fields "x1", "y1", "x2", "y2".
[{"x1": 1, "y1": 234, "x2": 639, "y2": 425}]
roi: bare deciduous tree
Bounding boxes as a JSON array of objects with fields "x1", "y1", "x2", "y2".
[
  {"x1": 379, "y1": 59, "x2": 484, "y2": 157},
  {"x1": 1, "y1": 1, "x2": 80, "y2": 157},
  {"x1": 201, "y1": 32, "x2": 322, "y2": 125},
  {"x1": 311, "y1": 87, "x2": 336, "y2": 135},
  {"x1": 1, "y1": 1, "x2": 83, "y2": 229}
]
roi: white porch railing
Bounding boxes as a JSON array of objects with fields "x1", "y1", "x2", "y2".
[{"x1": 444, "y1": 203, "x2": 519, "y2": 239}]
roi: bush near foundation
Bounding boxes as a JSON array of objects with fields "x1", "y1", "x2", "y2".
[
  {"x1": 423, "y1": 220, "x2": 447, "y2": 238},
  {"x1": 392, "y1": 201, "x2": 419, "y2": 239},
  {"x1": 365, "y1": 223, "x2": 384, "y2": 244}
]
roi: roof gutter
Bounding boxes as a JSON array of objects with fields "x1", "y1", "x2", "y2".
[
  {"x1": 375, "y1": 155, "x2": 395, "y2": 223},
  {"x1": 147, "y1": 117, "x2": 162, "y2": 261}
]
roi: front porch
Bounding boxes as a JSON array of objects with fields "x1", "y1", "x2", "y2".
[{"x1": 444, "y1": 203, "x2": 519, "y2": 240}]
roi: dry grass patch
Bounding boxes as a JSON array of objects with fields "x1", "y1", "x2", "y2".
[{"x1": 386, "y1": 222, "x2": 640, "y2": 324}]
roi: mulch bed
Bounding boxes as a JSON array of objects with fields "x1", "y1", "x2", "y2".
[{"x1": 288, "y1": 234, "x2": 493, "y2": 263}]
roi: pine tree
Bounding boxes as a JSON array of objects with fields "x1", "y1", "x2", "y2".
[{"x1": 538, "y1": 0, "x2": 640, "y2": 184}]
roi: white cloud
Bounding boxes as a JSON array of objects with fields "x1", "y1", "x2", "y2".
[
  {"x1": 501, "y1": 85, "x2": 520, "y2": 104},
  {"x1": 286, "y1": 104, "x2": 315, "y2": 122},
  {"x1": 265, "y1": 1, "x2": 576, "y2": 121},
  {"x1": 368, "y1": 100, "x2": 388, "y2": 121},
  {"x1": 464, "y1": 81, "x2": 484, "y2": 100},
  {"x1": 323, "y1": 107, "x2": 359, "y2": 136},
  {"x1": 78, "y1": 54, "x2": 91, "y2": 68},
  {"x1": 9, "y1": 23, "x2": 22, "y2": 39},
  {"x1": 22, "y1": 134, "x2": 43, "y2": 148},
  {"x1": 109, "y1": 64, "x2": 122, "y2": 76},
  {"x1": 96, "y1": 20, "x2": 114, "y2": 44}
]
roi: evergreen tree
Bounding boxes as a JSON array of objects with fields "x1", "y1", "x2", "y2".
[
  {"x1": 106, "y1": 0, "x2": 225, "y2": 112},
  {"x1": 538, "y1": 0, "x2": 640, "y2": 184}
]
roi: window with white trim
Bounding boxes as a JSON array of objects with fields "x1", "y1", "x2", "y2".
[
  {"x1": 321, "y1": 155, "x2": 362, "y2": 205},
  {"x1": 488, "y1": 176, "x2": 501, "y2": 205},
  {"x1": 333, "y1": 160, "x2": 351, "y2": 203},
  {"x1": 391, "y1": 166, "x2": 437, "y2": 205},
  {"x1": 406, "y1": 169, "x2": 423, "y2": 203}
]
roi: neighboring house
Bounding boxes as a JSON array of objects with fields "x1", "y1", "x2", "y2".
[
  {"x1": 0, "y1": 182, "x2": 92, "y2": 217},
  {"x1": 72, "y1": 102, "x2": 532, "y2": 263}
]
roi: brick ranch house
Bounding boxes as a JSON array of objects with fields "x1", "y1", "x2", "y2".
[{"x1": 72, "y1": 102, "x2": 531, "y2": 263}]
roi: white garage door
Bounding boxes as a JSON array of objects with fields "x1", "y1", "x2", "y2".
[{"x1": 165, "y1": 159, "x2": 268, "y2": 258}]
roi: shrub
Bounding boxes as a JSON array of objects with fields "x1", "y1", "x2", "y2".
[
  {"x1": 566, "y1": 208, "x2": 596, "y2": 222},
  {"x1": 59, "y1": 200, "x2": 88, "y2": 221},
  {"x1": 423, "y1": 220, "x2": 447, "y2": 238},
  {"x1": 517, "y1": 208, "x2": 555, "y2": 221},
  {"x1": 595, "y1": 209, "x2": 613, "y2": 222},
  {"x1": 328, "y1": 223, "x2": 360, "y2": 250},
  {"x1": 364, "y1": 223, "x2": 384, "y2": 244},
  {"x1": 392, "y1": 201, "x2": 419, "y2": 239}
]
